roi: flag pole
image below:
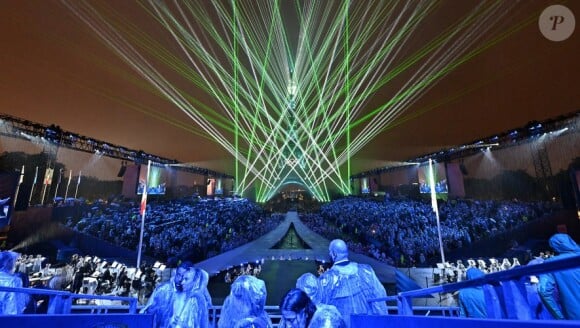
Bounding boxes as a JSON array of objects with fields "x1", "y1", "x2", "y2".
[
  {"x1": 64, "y1": 170, "x2": 72, "y2": 201},
  {"x1": 74, "y1": 171, "x2": 81, "y2": 199},
  {"x1": 136, "y1": 160, "x2": 151, "y2": 269},
  {"x1": 40, "y1": 167, "x2": 51, "y2": 206},
  {"x1": 429, "y1": 159, "x2": 445, "y2": 265},
  {"x1": 29, "y1": 166, "x2": 38, "y2": 206},
  {"x1": 53, "y1": 168, "x2": 63, "y2": 204},
  {"x1": 13, "y1": 165, "x2": 24, "y2": 209}
]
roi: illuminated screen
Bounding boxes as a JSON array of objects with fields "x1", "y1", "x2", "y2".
[
  {"x1": 418, "y1": 162, "x2": 448, "y2": 194},
  {"x1": 137, "y1": 165, "x2": 167, "y2": 195}
]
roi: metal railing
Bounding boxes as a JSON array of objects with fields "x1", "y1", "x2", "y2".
[
  {"x1": 6, "y1": 255, "x2": 577, "y2": 323},
  {"x1": 368, "y1": 255, "x2": 580, "y2": 317},
  {"x1": 0, "y1": 285, "x2": 138, "y2": 314}
]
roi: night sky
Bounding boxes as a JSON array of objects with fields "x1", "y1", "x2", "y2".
[{"x1": 1, "y1": 0, "x2": 578, "y2": 177}]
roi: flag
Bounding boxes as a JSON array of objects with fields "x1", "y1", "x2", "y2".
[
  {"x1": 44, "y1": 168, "x2": 54, "y2": 185},
  {"x1": 77, "y1": 171, "x2": 82, "y2": 185},
  {"x1": 139, "y1": 183, "x2": 147, "y2": 216},
  {"x1": 136, "y1": 160, "x2": 151, "y2": 269},
  {"x1": 140, "y1": 161, "x2": 151, "y2": 216}
]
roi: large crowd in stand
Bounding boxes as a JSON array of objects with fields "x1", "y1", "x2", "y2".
[
  {"x1": 64, "y1": 196, "x2": 561, "y2": 270},
  {"x1": 0, "y1": 194, "x2": 573, "y2": 322},
  {"x1": 68, "y1": 198, "x2": 283, "y2": 263},
  {"x1": 300, "y1": 197, "x2": 561, "y2": 267}
]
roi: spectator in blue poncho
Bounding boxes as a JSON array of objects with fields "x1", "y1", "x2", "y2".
[
  {"x1": 0, "y1": 251, "x2": 24, "y2": 315},
  {"x1": 538, "y1": 233, "x2": 580, "y2": 320},
  {"x1": 522, "y1": 258, "x2": 557, "y2": 320},
  {"x1": 458, "y1": 267, "x2": 487, "y2": 318},
  {"x1": 218, "y1": 275, "x2": 272, "y2": 328},
  {"x1": 296, "y1": 273, "x2": 322, "y2": 305},
  {"x1": 319, "y1": 239, "x2": 388, "y2": 327},
  {"x1": 141, "y1": 261, "x2": 210, "y2": 328}
]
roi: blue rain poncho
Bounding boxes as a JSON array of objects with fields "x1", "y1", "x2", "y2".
[
  {"x1": 308, "y1": 304, "x2": 347, "y2": 328},
  {"x1": 538, "y1": 233, "x2": 580, "y2": 320},
  {"x1": 458, "y1": 267, "x2": 487, "y2": 318},
  {"x1": 218, "y1": 275, "x2": 272, "y2": 328},
  {"x1": 296, "y1": 272, "x2": 322, "y2": 305},
  {"x1": 141, "y1": 268, "x2": 210, "y2": 328},
  {"x1": 318, "y1": 261, "x2": 388, "y2": 326}
]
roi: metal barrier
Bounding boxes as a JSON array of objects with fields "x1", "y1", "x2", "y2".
[
  {"x1": 0, "y1": 285, "x2": 138, "y2": 314},
  {"x1": 5, "y1": 256, "x2": 577, "y2": 325},
  {"x1": 209, "y1": 305, "x2": 283, "y2": 327},
  {"x1": 368, "y1": 255, "x2": 580, "y2": 317}
]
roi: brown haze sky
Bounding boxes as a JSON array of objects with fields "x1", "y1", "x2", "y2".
[{"x1": 1, "y1": 0, "x2": 578, "y2": 177}]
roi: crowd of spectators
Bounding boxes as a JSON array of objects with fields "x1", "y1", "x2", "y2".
[
  {"x1": 301, "y1": 197, "x2": 560, "y2": 267},
  {"x1": 67, "y1": 198, "x2": 283, "y2": 263},
  {"x1": 66, "y1": 196, "x2": 560, "y2": 269},
  {"x1": 2, "y1": 194, "x2": 573, "y2": 323}
]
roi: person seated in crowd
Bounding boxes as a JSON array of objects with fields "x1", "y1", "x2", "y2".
[
  {"x1": 279, "y1": 288, "x2": 317, "y2": 328},
  {"x1": 218, "y1": 275, "x2": 272, "y2": 328},
  {"x1": 538, "y1": 233, "x2": 580, "y2": 320},
  {"x1": 141, "y1": 261, "x2": 211, "y2": 328},
  {"x1": 295, "y1": 273, "x2": 322, "y2": 305},
  {"x1": 319, "y1": 239, "x2": 388, "y2": 327},
  {"x1": 457, "y1": 267, "x2": 487, "y2": 318},
  {"x1": 301, "y1": 197, "x2": 558, "y2": 266},
  {"x1": 0, "y1": 251, "x2": 24, "y2": 315},
  {"x1": 308, "y1": 304, "x2": 347, "y2": 328}
]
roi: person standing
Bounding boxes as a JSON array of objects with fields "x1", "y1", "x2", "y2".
[
  {"x1": 218, "y1": 275, "x2": 272, "y2": 328},
  {"x1": 141, "y1": 261, "x2": 210, "y2": 328},
  {"x1": 457, "y1": 267, "x2": 487, "y2": 318},
  {"x1": 538, "y1": 233, "x2": 580, "y2": 320},
  {"x1": 296, "y1": 273, "x2": 322, "y2": 305},
  {"x1": 319, "y1": 239, "x2": 388, "y2": 326},
  {"x1": 0, "y1": 251, "x2": 24, "y2": 315},
  {"x1": 169, "y1": 268, "x2": 209, "y2": 328}
]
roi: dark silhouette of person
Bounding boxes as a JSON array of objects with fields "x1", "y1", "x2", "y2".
[{"x1": 279, "y1": 288, "x2": 317, "y2": 328}]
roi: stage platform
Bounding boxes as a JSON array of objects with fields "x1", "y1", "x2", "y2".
[{"x1": 197, "y1": 211, "x2": 398, "y2": 284}]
